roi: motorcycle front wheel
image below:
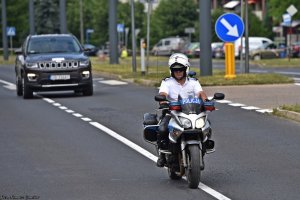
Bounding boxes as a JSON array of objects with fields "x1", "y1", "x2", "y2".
[{"x1": 186, "y1": 144, "x2": 201, "y2": 189}]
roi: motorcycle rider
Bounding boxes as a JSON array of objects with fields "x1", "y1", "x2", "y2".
[{"x1": 156, "y1": 53, "x2": 211, "y2": 167}]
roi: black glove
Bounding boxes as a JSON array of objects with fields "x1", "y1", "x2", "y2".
[{"x1": 159, "y1": 103, "x2": 169, "y2": 109}]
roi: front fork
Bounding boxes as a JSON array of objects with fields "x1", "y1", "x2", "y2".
[{"x1": 181, "y1": 140, "x2": 204, "y2": 170}]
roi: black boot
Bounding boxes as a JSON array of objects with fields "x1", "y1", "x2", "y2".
[
  {"x1": 156, "y1": 153, "x2": 166, "y2": 167},
  {"x1": 205, "y1": 140, "x2": 215, "y2": 153}
]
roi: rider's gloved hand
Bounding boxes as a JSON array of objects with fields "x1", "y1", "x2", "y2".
[{"x1": 159, "y1": 102, "x2": 169, "y2": 109}]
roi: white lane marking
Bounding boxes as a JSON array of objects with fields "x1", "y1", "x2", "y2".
[
  {"x1": 39, "y1": 96, "x2": 232, "y2": 200},
  {"x1": 53, "y1": 103, "x2": 61, "y2": 106},
  {"x1": 295, "y1": 83, "x2": 300, "y2": 86},
  {"x1": 90, "y1": 122, "x2": 158, "y2": 162},
  {"x1": 43, "y1": 98, "x2": 55, "y2": 103},
  {"x1": 0, "y1": 79, "x2": 16, "y2": 90},
  {"x1": 65, "y1": 109, "x2": 74, "y2": 113},
  {"x1": 73, "y1": 113, "x2": 83, "y2": 117},
  {"x1": 241, "y1": 106, "x2": 260, "y2": 110},
  {"x1": 4, "y1": 85, "x2": 16, "y2": 90},
  {"x1": 217, "y1": 100, "x2": 232, "y2": 104},
  {"x1": 199, "y1": 183, "x2": 231, "y2": 200},
  {"x1": 59, "y1": 106, "x2": 68, "y2": 110},
  {"x1": 256, "y1": 109, "x2": 273, "y2": 113},
  {"x1": 229, "y1": 103, "x2": 246, "y2": 107},
  {"x1": 81, "y1": 117, "x2": 92, "y2": 122},
  {"x1": 93, "y1": 78, "x2": 105, "y2": 81},
  {"x1": 99, "y1": 80, "x2": 128, "y2": 85}
]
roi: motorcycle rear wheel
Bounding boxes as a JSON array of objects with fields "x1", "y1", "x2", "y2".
[{"x1": 186, "y1": 145, "x2": 201, "y2": 189}]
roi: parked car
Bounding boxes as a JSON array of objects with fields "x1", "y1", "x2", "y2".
[
  {"x1": 182, "y1": 42, "x2": 200, "y2": 58},
  {"x1": 249, "y1": 42, "x2": 284, "y2": 60},
  {"x1": 15, "y1": 34, "x2": 93, "y2": 99},
  {"x1": 211, "y1": 42, "x2": 224, "y2": 58},
  {"x1": 193, "y1": 42, "x2": 224, "y2": 58},
  {"x1": 234, "y1": 37, "x2": 273, "y2": 57},
  {"x1": 83, "y1": 44, "x2": 99, "y2": 56},
  {"x1": 151, "y1": 37, "x2": 187, "y2": 56},
  {"x1": 291, "y1": 41, "x2": 300, "y2": 58}
]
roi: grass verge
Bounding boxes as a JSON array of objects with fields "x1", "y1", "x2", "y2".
[{"x1": 91, "y1": 57, "x2": 293, "y2": 87}]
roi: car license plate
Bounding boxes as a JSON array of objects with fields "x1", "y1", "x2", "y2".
[{"x1": 49, "y1": 74, "x2": 70, "y2": 80}]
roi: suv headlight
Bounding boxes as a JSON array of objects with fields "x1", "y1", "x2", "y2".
[
  {"x1": 179, "y1": 117, "x2": 192, "y2": 129},
  {"x1": 79, "y1": 60, "x2": 90, "y2": 67},
  {"x1": 26, "y1": 62, "x2": 38, "y2": 68}
]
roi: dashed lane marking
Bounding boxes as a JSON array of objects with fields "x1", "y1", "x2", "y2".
[
  {"x1": 41, "y1": 97, "x2": 232, "y2": 200},
  {"x1": 217, "y1": 100, "x2": 273, "y2": 114}
]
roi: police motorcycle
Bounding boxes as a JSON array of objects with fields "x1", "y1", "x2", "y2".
[{"x1": 143, "y1": 90, "x2": 225, "y2": 189}]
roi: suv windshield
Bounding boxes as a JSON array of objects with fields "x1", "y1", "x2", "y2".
[{"x1": 27, "y1": 36, "x2": 82, "y2": 54}]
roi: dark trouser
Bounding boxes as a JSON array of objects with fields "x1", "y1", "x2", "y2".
[{"x1": 157, "y1": 115, "x2": 171, "y2": 149}]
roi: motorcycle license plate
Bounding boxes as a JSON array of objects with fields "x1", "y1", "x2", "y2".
[{"x1": 49, "y1": 74, "x2": 70, "y2": 80}]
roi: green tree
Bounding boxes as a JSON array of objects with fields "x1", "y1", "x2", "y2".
[
  {"x1": 118, "y1": 1, "x2": 145, "y2": 48},
  {"x1": 4, "y1": 0, "x2": 28, "y2": 47},
  {"x1": 35, "y1": 0, "x2": 60, "y2": 34},
  {"x1": 150, "y1": 0, "x2": 198, "y2": 46},
  {"x1": 269, "y1": 0, "x2": 300, "y2": 25}
]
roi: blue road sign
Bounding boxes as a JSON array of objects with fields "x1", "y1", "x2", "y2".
[
  {"x1": 6, "y1": 26, "x2": 16, "y2": 36},
  {"x1": 215, "y1": 13, "x2": 244, "y2": 42},
  {"x1": 117, "y1": 24, "x2": 124, "y2": 33}
]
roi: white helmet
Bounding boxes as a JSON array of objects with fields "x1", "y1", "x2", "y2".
[{"x1": 168, "y1": 53, "x2": 190, "y2": 77}]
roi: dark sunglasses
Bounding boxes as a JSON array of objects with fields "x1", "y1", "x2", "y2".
[{"x1": 172, "y1": 68, "x2": 185, "y2": 72}]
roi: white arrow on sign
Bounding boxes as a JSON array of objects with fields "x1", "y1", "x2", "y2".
[{"x1": 220, "y1": 18, "x2": 239, "y2": 37}]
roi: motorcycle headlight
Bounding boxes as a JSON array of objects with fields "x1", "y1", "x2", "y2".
[
  {"x1": 196, "y1": 117, "x2": 205, "y2": 128},
  {"x1": 179, "y1": 117, "x2": 192, "y2": 129},
  {"x1": 26, "y1": 62, "x2": 38, "y2": 68}
]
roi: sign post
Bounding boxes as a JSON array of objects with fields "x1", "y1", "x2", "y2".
[
  {"x1": 6, "y1": 26, "x2": 16, "y2": 55},
  {"x1": 285, "y1": 4, "x2": 298, "y2": 61},
  {"x1": 215, "y1": 13, "x2": 244, "y2": 79}
]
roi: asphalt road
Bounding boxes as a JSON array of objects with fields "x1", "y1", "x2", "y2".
[{"x1": 1, "y1": 64, "x2": 300, "y2": 200}]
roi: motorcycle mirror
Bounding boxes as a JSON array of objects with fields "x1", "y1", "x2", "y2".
[
  {"x1": 155, "y1": 95, "x2": 167, "y2": 102},
  {"x1": 188, "y1": 71, "x2": 196, "y2": 78},
  {"x1": 213, "y1": 93, "x2": 225, "y2": 100}
]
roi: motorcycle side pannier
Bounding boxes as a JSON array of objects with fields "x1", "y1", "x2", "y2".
[
  {"x1": 143, "y1": 113, "x2": 158, "y2": 125},
  {"x1": 143, "y1": 113, "x2": 158, "y2": 143}
]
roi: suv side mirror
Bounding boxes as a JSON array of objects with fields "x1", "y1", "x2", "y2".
[{"x1": 14, "y1": 48, "x2": 22, "y2": 55}]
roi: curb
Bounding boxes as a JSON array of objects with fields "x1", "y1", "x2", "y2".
[{"x1": 274, "y1": 108, "x2": 300, "y2": 123}]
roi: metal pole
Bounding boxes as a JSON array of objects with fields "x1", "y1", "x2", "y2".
[
  {"x1": 59, "y1": 0, "x2": 67, "y2": 34},
  {"x1": 29, "y1": 0, "x2": 35, "y2": 35},
  {"x1": 80, "y1": 0, "x2": 84, "y2": 44},
  {"x1": 240, "y1": 0, "x2": 245, "y2": 73},
  {"x1": 199, "y1": 0, "x2": 212, "y2": 76},
  {"x1": 146, "y1": 1, "x2": 152, "y2": 72},
  {"x1": 2, "y1": 0, "x2": 9, "y2": 61},
  {"x1": 245, "y1": 0, "x2": 249, "y2": 73},
  {"x1": 109, "y1": 0, "x2": 119, "y2": 64},
  {"x1": 130, "y1": 0, "x2": 137, "y2": 72}
]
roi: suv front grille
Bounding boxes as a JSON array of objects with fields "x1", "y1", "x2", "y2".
[{"x1": 38, "y1": 61, "x2": 79, "y2": 69}]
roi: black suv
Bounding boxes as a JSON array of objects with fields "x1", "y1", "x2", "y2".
[{"x1": 15, "y1": 34, "x2": 93, "y2": 99}]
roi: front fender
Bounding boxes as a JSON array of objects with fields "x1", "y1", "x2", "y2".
[{"x1": 181, "y1": 140, "x2": 202, "y2": 151}]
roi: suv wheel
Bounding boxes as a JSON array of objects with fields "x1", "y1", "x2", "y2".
[
  {"x1": 16, "y1": 77, "x2": 23, "y2": 96},
  {"x1": 22, "y1": 77, "x2": 33, "y2": 99}
]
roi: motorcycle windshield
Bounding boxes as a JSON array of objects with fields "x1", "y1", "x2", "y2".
[{"x1": 179, "y1": 97, "x2": 203, "y2": 114}]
